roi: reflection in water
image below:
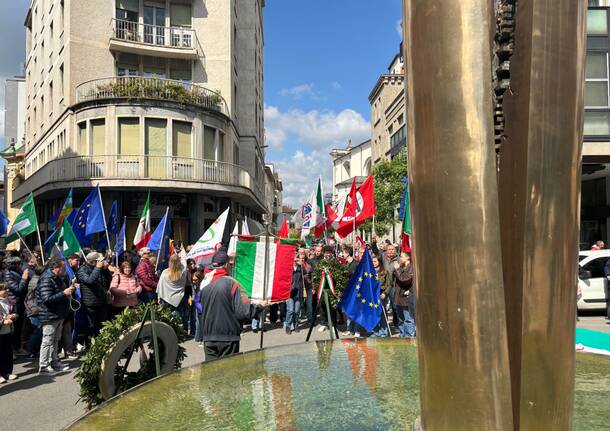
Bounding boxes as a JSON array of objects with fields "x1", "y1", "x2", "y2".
[{"x1": 70, "y1": 339, "x2": 609, "y2": 431}]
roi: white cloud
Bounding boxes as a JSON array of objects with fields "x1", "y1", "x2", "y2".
[
  {"x1": 273, "y1": 150, "x2": 334, "y2": 208},
  {"x1": 396, "y1": 19, "x2": 403, "y2": 38},
  {"x1": 331, "y1": 81, "x2": 342, "y2": 90},
  {"x1": 265, "y1": 105, "x2": 370, "y2": 206},
  {"x1": 264, "y1": 105, "x2": 370, "y2": 152},
  {"x1": 279, "y1": 83, "x2": 317, "y2": 99}
]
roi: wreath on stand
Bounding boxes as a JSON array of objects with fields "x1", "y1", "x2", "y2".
[
  {"x1": 76, "y1": 304, "x2": 187, "y2": 408},
  {"x1": 311, "y1": 258, "x2": 350, "y2": 310}
]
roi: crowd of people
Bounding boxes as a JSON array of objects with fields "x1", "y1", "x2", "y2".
[{"x1": 0, "y1": 236, "x2": 415, "y2": 383}]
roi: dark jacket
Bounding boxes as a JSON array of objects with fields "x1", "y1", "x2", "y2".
[
  {"x1": 201, "y1": 268, "x2": 257, "y2": 342},
  {"x1": 394, "y1": 264, "x2": 414, "y2": 307},
  {"x1": 77, "y1": 264, "x2": 107, "y2": 307},
  {"x1": 5, "y1": 269, "x2": 28, "y2": 302},
  {"x1": 136, "y1": 257, "x2": 158, "y2": 293},
  {"x1": 291, "y1": 264, "x2": 310, "y2": 300},
  {"x1": 25, "y1": 273, "x2": 42, "y2": 317},
  {"x1": 36, "y1": 269, "x2": 70, "y2": 322}
]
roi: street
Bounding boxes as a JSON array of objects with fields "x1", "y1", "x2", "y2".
[{"x1": 1, "y1": 315, "x2": 608, "y2": 431}]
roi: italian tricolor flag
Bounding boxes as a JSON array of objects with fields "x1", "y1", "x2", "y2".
[
  {"x1": 134, "y1": 192, "x2": 151, "y2": 250},
  {"x1": 234, "y1": 241, "x2": 297, "y2": 301}
]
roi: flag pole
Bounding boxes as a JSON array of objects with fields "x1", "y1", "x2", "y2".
[
  {"x1": 260, "y1": 217, "x2": 270, "y2": 350},
  {"x1": 14, "y1": 230, "x2": 34, "y2": 257},
  {"x1": 34, "y1": 221, "x2": 46, "y2": 265},
  {"x1": 155, "y1": 207, "x2": 169, "y2": 272},
  {"x1": 96, "y1": 185, "x2": 112, "y2": 257}
]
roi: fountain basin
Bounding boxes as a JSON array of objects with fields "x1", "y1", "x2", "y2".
[{"x1": 68, "y1": 339, "x2": 610, "y2": 430}]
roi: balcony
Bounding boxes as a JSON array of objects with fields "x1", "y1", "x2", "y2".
[
  {"x1": 76, "y1": 76, "x2": 228, "y2": 116},
  {"x1": 14, "y1": 155, "x2": 266, "y2": 209},
  {"x1": 109, "y1": 18, "x2": 199, "y2": 60}
]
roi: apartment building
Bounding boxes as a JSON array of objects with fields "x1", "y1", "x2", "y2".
[
  {"x1": 330, "y1": 139, "x2": 372, "y2": 202},
  {"x1": 369, "y1": 45, "x2": 406, "y2": 163},
  {"x1": 582, "y1": 1, "x2": 610, "y2": 246},
  {"x1": 10, "y1": 0, "x2": 268, "y2": 244}
]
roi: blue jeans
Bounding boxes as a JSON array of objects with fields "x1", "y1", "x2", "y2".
[
  {"x1": 396, "y1": 305, "x2": 416, "y2": 337},
  {"x1": 252, "y1": 308, "x2": 262, "y2": 330},
  {"x1": 371, "y1": 304, "x2": 389, "y2": 338},
  {"x1": 139, "y1": 290, "x2": 157, "y2": 304},
  {"x1": 285, "y1": 298, "x2": 301, "y2": 329},
  {"x1": 194, "y1": 312, "x2": 203, "y2": 342}
]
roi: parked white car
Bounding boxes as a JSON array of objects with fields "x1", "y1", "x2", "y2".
[{"x1": 578, "y1": 250, "x2": 610, "y2": 312}]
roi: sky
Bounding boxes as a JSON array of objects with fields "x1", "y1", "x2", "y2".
[{"x1": 0, "y1": 0, "x2": 404, "y2": 206}]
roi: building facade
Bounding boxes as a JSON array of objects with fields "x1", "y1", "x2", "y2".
[
  {"x1": 369, "y1": 46, "x2": 406, "y2": 164},
  {"x1": 330, "y1": 139, "x2": 372, "y2": 202},
  {"x1": 9, "y1": 0, "x2": 268, "y2": 246},
  {"x1": 582, "y1": 1, "x2": 610, "y2": 247},
  {"x1": 2, "y1": 77, "x2": 26, "y2": 219},
  {"x1": 264, "y1": 163, "x2": 283, "y2": 229}
]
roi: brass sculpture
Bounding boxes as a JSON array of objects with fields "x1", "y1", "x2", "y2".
[{"x1": 403, "y1": 0, "x2": 586, "y2": 429}]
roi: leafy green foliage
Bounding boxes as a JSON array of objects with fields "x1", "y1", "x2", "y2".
[
  {"x1": 312, "y1": 258, "x2": 350, "y2": 309},
  {"x1": 75, "y1": 304, "x2": 187, "y2": 409},
  {"x1": 370, "y1": 151, "x2": 408, "y2": 236}
]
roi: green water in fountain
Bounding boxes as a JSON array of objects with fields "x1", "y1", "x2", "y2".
[{"x1": 70, "y1": 339, "x2": 609, "y2": 430}]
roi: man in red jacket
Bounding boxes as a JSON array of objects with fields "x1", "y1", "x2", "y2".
[{"x1": 136, "y1": 248, "x2": 158, "y2": 304}]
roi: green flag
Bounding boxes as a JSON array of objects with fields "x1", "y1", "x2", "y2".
[
  {"x1": 6, "y1": 193, "x2": 38, "y2": 243},
  {"x1": 57, "y1": 218, "x2": 81, "y2": 257}
]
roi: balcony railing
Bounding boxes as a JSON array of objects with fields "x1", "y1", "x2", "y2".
[
  {"x1": 16, "y1": 155, "x2": 266, "y2": 204},
  {"x1": 111, "y1": 18, "x2": 197, "y2": 50},
  {"x1": 76, "y1": 76, "x2": 228, "y2": 115}
]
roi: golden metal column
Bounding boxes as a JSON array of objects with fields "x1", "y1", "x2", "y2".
[
  {"x1": 499, "y1": 1, "x2": 587, "y2": 429},
  {"x1": 403, "y1": 1, "x2": 513, "y2": 429}
]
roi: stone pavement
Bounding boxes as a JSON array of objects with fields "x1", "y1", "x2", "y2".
[{"x1": 2, "y1": 316, "x2": 609, "y2": 431}]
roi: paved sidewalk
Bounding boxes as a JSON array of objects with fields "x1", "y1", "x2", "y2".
[
  {"x1": 2, "y1": 316, "x2": 608, "y2": 431},
  {"x1": 1, "y1": 322, "x2": 335, "y2": 431}
]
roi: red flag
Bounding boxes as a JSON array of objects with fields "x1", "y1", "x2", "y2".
[
  {"x1": 336, "y1": 176, "x2": 376, "y2": 238},
  {"x1": 324, "y1": 203, "x2": 337, "y2": 229},
  {"x1": 401, "y1": 233, "x2": 412, "y2": 253},
  {"x1": 276, "y1": 218, "x2": 288, "y2": 244}
]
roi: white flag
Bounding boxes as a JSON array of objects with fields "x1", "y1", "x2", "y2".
[
  {"x1": 293, "y1": 188, "x2": 318, "y2": 240},
  {"x1": 187, "y1": 207, "x2": 229, "y2": 261},
  {"x1": 242, "y1": 216, "x2": 251, "y2": 235},
  {"x1": 227, "y1": 222, "x2": 239, "y2": 256}
]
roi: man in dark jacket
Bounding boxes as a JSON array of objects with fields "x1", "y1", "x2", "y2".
[
  {"x1": 36, "y1": 258, "x2": 73, "y2": 374},
  {"x1": 201, "y1": 251, "x2": 264, "y2": 360},
  {"x1": 5, "y1": 256, "x2": 29, "y2": 353},
  {"x1": 77, "y1": 252, "x2": 109, "y2": 341}
]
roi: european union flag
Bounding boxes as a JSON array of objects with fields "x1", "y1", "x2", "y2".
[
  {"x1": 72, "y1": 189, "x2": 97, "y2": 246},
  {"x1": 338, "y1": 248, "x2": 382, "y2": 332},
  {"x1": 114, "y1": 216, "x2": 127, "y2": 259},
  {"x1": 85, "y1": 186, "x2": 107, "y2": 236},
  {"x1": 0, "y1": 210, "x2": 9, "y2": 236},
  {"x1": 108, "y1": 200, "x2": 119, "y2": 237},
  {"x1": 148, "y1": 209, "x2": 171, "y2": 271}
]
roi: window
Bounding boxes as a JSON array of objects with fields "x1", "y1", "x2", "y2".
[
  {"x1": 170, "y1": 4, "x2": 191, "y2": 27},
  {"x1": 143, "y1": 67, "x2": 166, "y2": 79},
  {"x1": 217, "y1": 132, "x2": 225, "y2": 161},
  {"x1": 203, "y1": 126, "x2": 216, "y2": 160},
  {"x1": 117, "y1": 63, "x2": 139, "y2": 77},
  {"x1": 59, "y1": 64, "x2": 64, "y2": 100},
  {"x1": 50, "y1": 21, "x2": 53, "y2": 43},
  {"x1": 118, "y1": 118, "x2": 140, "y2": 156},
  {"x1": 584, "y1": 111, "x2": 610, "y2": 136},
  {"x1": 172, "y1": 121, "x2": 192, "y2": 158},
  {"x1": 40, "y1": 95, "x2": 45, "y2": 124},
  {"x1": 78, "y1": 122, "x2": 87, "y2": 155},
  {"x1": 116, "y1": 0, "x2": 139, "y2": 21},
  {"x1": 48, "y1": 81, "x2": 53, "y2": 113},
  {"x1": 588, "y1": 9, "x2": 608, "y2": 35},
  {"x1": 91, "y1": 120, "x2": 106, "y2": 155},
  {"x1": 146, "y1": 118, "x2": 167, "y2": 176},
  {"x1": 585, "y1": 52, "x2": 609, "y2": 107},
  {"x1": 170, "y1": 60, "x2": 191, "y2": 81},
  {"x1": 390, "y1": 125, "x2": 406, "y2": 148},
  {"x1": 581, "y1": 257, "x2": 610, "y2": 278}
]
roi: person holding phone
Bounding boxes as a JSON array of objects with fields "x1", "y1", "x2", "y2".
[{"x1": 36, "y1": 258, "x2": 73, "y2": 375}]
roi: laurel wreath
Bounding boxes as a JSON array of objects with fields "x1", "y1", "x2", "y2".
[{"x1": 75, "y1": 304, "x2": 187, "y2": 408}]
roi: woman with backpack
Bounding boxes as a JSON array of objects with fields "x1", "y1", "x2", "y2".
[{"x1": 109, "y1": 261, "x2": 141, "y2": 319}]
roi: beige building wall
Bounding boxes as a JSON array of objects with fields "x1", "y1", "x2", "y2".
[
  {"x1": 330, "y1": 140, "x2": 372, "y2": 201},
  {"x1": 369, "y1": 74, "x2": 406, "y2": 163},
  {"x1": 20, "y1": 0, "x2": 265, "y2": 203}
]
